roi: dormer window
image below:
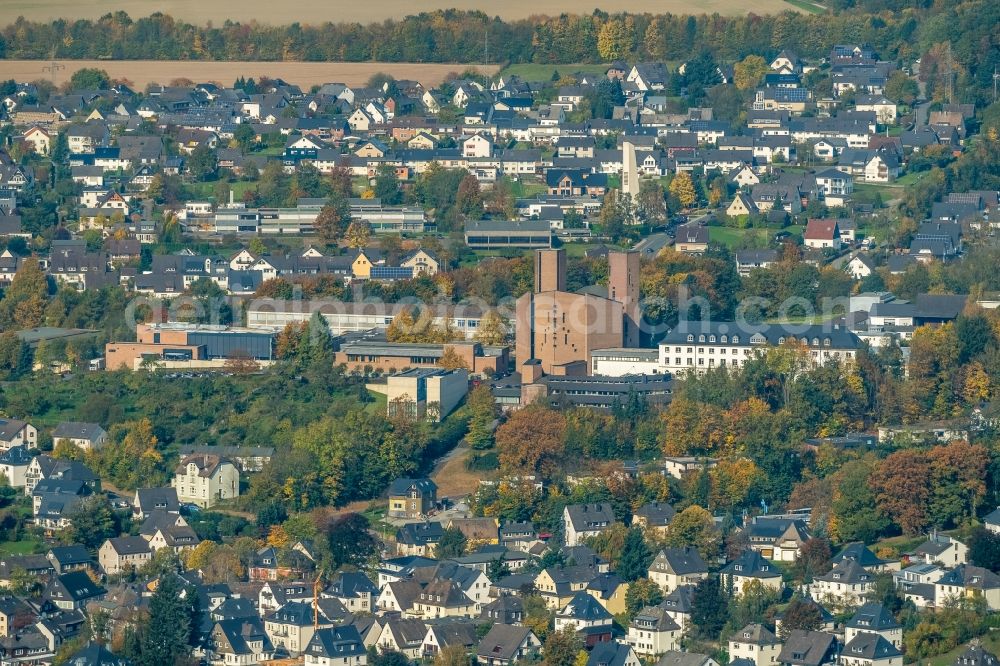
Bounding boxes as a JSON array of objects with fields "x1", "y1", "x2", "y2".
[
  {"x1": 709, "y1": 335, "x2": 716, "y2": 343},
  {"x1": 698, "y1": 335, "x2": 706, "y2": 343},
  {"x1": 732, "y1": 336, "x2": 739, "y2": 344},
  {"x1": 812, "y1": 337, "x2": 820, "y2": 346},
  {"x1": 721, "y1": 335, "x2": 728, "y2": 343},
  {"x1": 778, "y1": 337, "x2": 785, "y2": 344},
  {"x1": 687, "y1": 334, "x2": 694, "y2": 342}
]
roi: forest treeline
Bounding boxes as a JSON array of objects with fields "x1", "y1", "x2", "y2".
[{"x1": 0, "y1": 0, "x2": 997, "y2": 105}]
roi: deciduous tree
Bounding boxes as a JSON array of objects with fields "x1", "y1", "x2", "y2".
[{"x1": 495, "y1": 406, "x2": 567, "y2": 480}]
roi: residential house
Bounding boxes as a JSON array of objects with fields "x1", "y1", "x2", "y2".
[
  {"x1": 476, "y1": 625, "x2": 541, "y2": 666},
  {"x1": 913, "y1": 534, "x2": 967, "y2": 567},
  {"x1": 400, "y1": 249, "x2": 440, "y2": 277},
  {"x1": 663, "y1": 457, "x2": 717, "y2": 480},
  {"x1": 0, "y1": 446, "x2": 32, "y2": 490},
  {"x1": 983, "y1": 508, "x2": 1000, "y2": 535},
  {"x1": 51, "y1": 422, "x2": 106, "y2": 452},
  {"x1": 409, "y1": 579, "x2": 476, "y2": 619},
  {"x1": 555, "y1": 590, "x2": 614, "y2": 640},
  {"x1": 586, "y1": 572, "x2": 629, "y2": 616},
  {"x1": 745, "y1": 516, "x2": 810, "y2": 562},
  {"x1": 140, "y1": 510, "x2": 200, "y2": 553},
  {"x1": 303, "y1": 625, "x2": 367, "y2": 666},
  {"x1": 422, "y1": 621, "x2": 477, "y2": 657},
  {"x1": 564, "y1": 503, "x2": 617, "y2": 547},
  {"x1": 809, "y1": 559, "x2": 875, "y2": 606},
  {"x1": 133, "y1": 487, "x2": 180, "y2": 519},
  {"x1": 587, "y1": 641, "x2": 642, "y2": 666},
  {"x1": 729, "y1": 624, "x2": 781, "y2": 666},
  {"x1": 481, "y1": 596, "x2": 525, "y2": 626},
  {"x1": 45, "y1": 571, "x2": 106, "y2": 611},
  {"x1": 395, "y1": 522, "x2": 445, "y2": 557},
  {"x1": 674, "y1": 224, "x2": 710, "y2": 255},
  {"x1": 99, "y1": 536, "x2": 153, "y2": 575},
  {"x1": 633, "y1": 502, "x2": 676, "y2": 535},
  {"x1": 46, "y1": 545, "x2": 92, "y2": 574},
  {"x1": 935, "y1": 565, "x2": 1000, "y2": 610},
  {"x1": 952, "y1": 642, "x2": 999, "y2": 666},
  {"x1": 265, "y1": 601, "x2": 332, "y2": 657},
  {"x1": 778, "y1": 631, "x2": 838, "y2": 666},
  {"x1": 627, "y1": 605, "x2": 681, "y2": 657},
  {"x1": 374, "y1": 618, "x2": 427, "y2": 659},
  {"x1": 326, "y1": 571, "x2": 378, "y2": 613},
  {"x1": 388, "y1": 478, "x2": 438, "y2": 519},
  {"x1": 832, "y1": 543, "x2": 898, "y2": 573},
  {"x1": 248, "y1": 545, "x2": 313, "y2": 581},
  {"x1": 0, "y1": 419, "x2": 37, "y2": 451},
  {"x1": 21, "y1": 127, "x2": 52, "y2": 156},
  {"x1": 845, "y1": 604, "x2": 902, "y2": 648},
  {"x1": 656, "y1": 651, "x2": 720, "y2": 666},
  {"x1": 210, "y1": 618, "x2": 274, "y2": 665},
  {"x1": 647, "y1": 548, "x2": 708, "y2": 594},
  {"x1": 814, "y1": 169, "x2": 854, "y2": 204},
  {"x1": 377, "y1": 579, "x2": 423, "y2": 616},
  {"x1": 171, "y1": 453, "x2": 240, "y2": 508},
  {"x1": 534, "y1": 564, "x2": 602, "y2": 610},
  {"x1": 24, "y1": 455, "x2": 98, "y2": 496},
  {"x1": 846, "y1": 254, "x2": 875, "y2": 280},
  {"x1": 804, "y1": 219, "x2": 842, "y2": 250},
  {"x1": 839, "y1": 633, "x2": 901, "y2": 666},
  {"x1": 734, "y1": 250, "x2": 779, "y2": 277},
  {"x1": 720, "y1": 550, "x2": 784, "y2": 595}
]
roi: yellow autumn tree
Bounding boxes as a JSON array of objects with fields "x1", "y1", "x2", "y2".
[
  {"x1": 709, "y1": 458, "x2": 761, "y2": 511},
  {"x1": 345, "y1": 220, "x2": 372, "y2": 248},
  {"x1": 668, "y1": 172, "x2": 696, "y2": 208},
  {"x1": 963, "y1": 361, "x2": 991, "y2": 404},
  {"x1": 385, "y1": 308, "x2": 417, "y2": 342},
  {"x1": 734, "y1": 55, "x2": 769, "y2": 91},
  {"x1": 474, "y1": 309, "x2": 508, "y2": 346},
  {"x1": 597, "y1": 18, "x2": 630, "y2": 61},
  {"x1": 267, "y1": 524, "x2": 291, "y2": 548},
  {"x1": 438, "y1": 346, "x2": 469, "y2": 371}
]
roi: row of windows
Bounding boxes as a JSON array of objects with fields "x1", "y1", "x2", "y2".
[{"x1": 683, "y1": 333, "x2": 841, "y2": 347}]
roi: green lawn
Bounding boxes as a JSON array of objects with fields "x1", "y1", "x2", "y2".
[
  {"x1": 561, "y1": 241, "x2": 624, "y2": 258},
  {"x1": 508, "y1": 177, "x2": 547, "y2": 199},
  {"x1": 893, "y1": 171, "x2": 929, "y2": 187},
  {"x1": 783, "y1": 0, "x2": 826, "y2": 12},
  {"x1": 0, "y1": 538, "x2": 44, "y2": 555},
  {"x1": 709, "y1": 225, "x2": 802, "y2": 247},
  {"x1": 502, "y1": 63, "x2": 611, "y2": 81},
  {"x1": 925, "y1": 630, "x2": 1000, "y2": 666}
]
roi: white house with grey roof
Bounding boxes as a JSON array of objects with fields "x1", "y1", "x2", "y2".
[
  {"x1": 745, "y1": 516, "x2": 811, "y2": 562},
  {"x1": 99, "y1": 535, "x2": 152, "y2": 575},
  {"x1": 656, "y1": 650, "x2": 719, "y2": 666},
  {"x1": 476, "y1": 624, "x2": 541, "y2": 666},
  {"x1": 839, "y1": 632, "x2": 902, "y2": 666},
  {"x1": 659, "y1": 322, "x2": 861, "y2": 375},
  {"x1": 729, "y1": 624, "x2": 781, "y2": 666},
  {"x1": 648, "y1": 547, "x2": 708, "y2": 594},
  {"x1": 51, "y1": 422, "x2": 106, "y2": 452},
  {"x1": 912, "y1": 533, "x2": 967, "y2": 567},
  {"x1": 0, "y1": 418, "x2": 36, "y2": 451},
  {"x1": 628, "y1": 605, "x2": 681, "y2": 657},
  {"x1": 721, "y1": 550, "x2": 784, "y2": 595},
  {"x1": 809, "y1": 559, "x2": 876, "y2": 606},
  {"x1": 0, "y1": 445, "x2": 32, "y2": 489},
  {"x1": 845, "y1": 603, "x2": 901, "y2": 647},
  {"x1": 563, "y1": 503, "x2": 618, "y2": 546}
]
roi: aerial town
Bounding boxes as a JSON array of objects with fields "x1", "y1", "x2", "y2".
[{"x1": 0, "y1": 1, "x2": 997, "y2": 665}]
